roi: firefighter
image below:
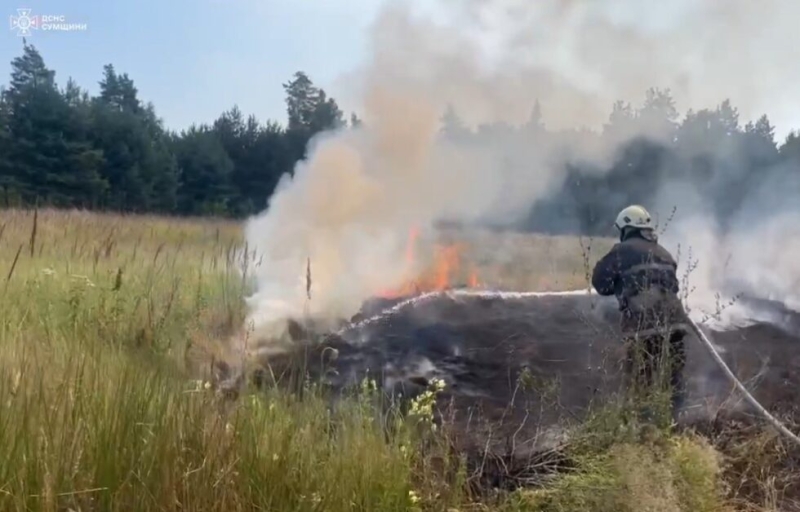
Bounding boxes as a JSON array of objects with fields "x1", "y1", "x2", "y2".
[{"x1": 591, "y1": 205, "x2": 689, "y2": 421}]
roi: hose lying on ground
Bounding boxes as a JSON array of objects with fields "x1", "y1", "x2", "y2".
[{"x1": 686, "y1": 317, "x2": 800, "y2": 446}]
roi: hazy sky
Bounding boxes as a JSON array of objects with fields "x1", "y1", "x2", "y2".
[
  {"x1": 1, "y1": 0, "x2": 385, "y2": 131},
  {"x1": 2, "y1": 0, "x2": 799, "y2": 140}
]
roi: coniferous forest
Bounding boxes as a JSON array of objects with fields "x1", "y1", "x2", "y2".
[{"x1": 1, "y1": 41, "x2": 798, "y2": 234}]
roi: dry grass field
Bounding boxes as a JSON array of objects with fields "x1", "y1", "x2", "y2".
[{"x1": 0, "y1": 208, "x2": 781, "y2": 511}]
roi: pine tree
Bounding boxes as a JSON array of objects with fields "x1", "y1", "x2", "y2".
[
  {"x1": 174, "y1": 125, "x2": 234, "y2": 215},
  {"x1": 284, "y1": 71, "x2": 318, "y2": 132},
  {"x1": 92, "y1": 64, "x2": 170, "y2": 211},
  {"x1": 283, "y1": 71, "x2": 344, "y2": 161},
  {"x1": 3, "y1": 41, "x2": 107, "y2": 206},
  {"x1": 0, "y1": 86, "x2": 14, "y2": 205}
]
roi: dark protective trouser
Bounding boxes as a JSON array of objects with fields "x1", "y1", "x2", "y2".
[{"x1": 619, "y1": 289, "x2": 689, "y2": 419}]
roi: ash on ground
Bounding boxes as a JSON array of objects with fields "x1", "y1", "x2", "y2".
[{"x1": 239, "y1": 290, "x2": 800, "y2": 460}]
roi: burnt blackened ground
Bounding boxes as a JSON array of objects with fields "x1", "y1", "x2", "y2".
[
  {"x1": 240, "y1": 291, "x2": 800, "y2": 505},
  {"x1": 252, "y1": 291, "x2": 800, "y2": 461}
]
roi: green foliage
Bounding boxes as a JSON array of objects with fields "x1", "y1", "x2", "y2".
[
  {"x1": 512, "y1": 437, "x2": 726, "y2": 512},
  {"x1": 506, "y1": 399, "x2": 728, "y2": 512},
  {"x1": 0, "y1": 209, "x2": 474, "y2": 511},
  {"x1": 173, "y1": 126, "x2": 234, "y2": 215},
  {"x1": 0, "y1": 212, "x2": 367, "y2": 509},
  {"x1": 2, "y1": 43, "x2": 106, "y2": 208},
  {"x1": 0, "y1": 209, "x2": 784, "y2": 511},
  {"x1": 2, "y1": 42, "x2": 800, "y2": 225},
  {"x1": 0, "y1": 44, "x2": 354, "y2": 217}
]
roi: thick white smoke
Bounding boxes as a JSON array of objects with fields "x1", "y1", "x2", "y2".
[
  {"x1": 243, "y1": 0, "x2": 800, "y2": 337},
  {"x1": 658, "y1": 163, "x2": 800, "y2": 327}
]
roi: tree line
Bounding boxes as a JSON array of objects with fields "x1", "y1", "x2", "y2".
[
  {"x1": 0, "y1": 42, "x2": 352, "y2": 216},
  {"x1": 1, "y1": 41, "x2": 799, "y2": 232},
  {"x1": 440, "y1": 91, "x2": 800, "y2": 235}
]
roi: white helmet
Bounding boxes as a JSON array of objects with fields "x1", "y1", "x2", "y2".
[{"x1": 614, "y1": 204, "x2": 654, "y2": 231}]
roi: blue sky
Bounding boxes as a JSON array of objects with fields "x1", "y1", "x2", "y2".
[
  {"x1": 1, "y1": 0, "x2": 386, "y2": 131},
  {"x1": 3, "y1": 1, "x2": 799, "y2": 140}
]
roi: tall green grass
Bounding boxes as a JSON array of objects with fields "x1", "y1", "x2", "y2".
[
  {"x1": 0, "y1": 208, "x2": 736, "y2": 511},
  {"x1": 0, "y1": 208, "x2": 464, "y2": 511}
]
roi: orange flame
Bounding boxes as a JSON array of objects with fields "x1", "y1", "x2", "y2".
[
  {"x1": 468, "y1": 267, "x2": 479, "y2": 288},
  {"x1": 377, "y1": 226, "x2": 481, "y2": 298}
]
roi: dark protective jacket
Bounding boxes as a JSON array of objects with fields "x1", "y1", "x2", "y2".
[{"x1": 591, "y1": 231, "x2": 689, "y2": 338}]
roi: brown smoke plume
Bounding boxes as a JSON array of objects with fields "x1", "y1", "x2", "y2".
[{"x1": 243, "y1": 0, "x2": 800, "y2": 336}]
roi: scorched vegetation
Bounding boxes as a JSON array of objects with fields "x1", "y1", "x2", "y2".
[{"x1": 1, "y1": 208, "x2": 796, "y2": 512}]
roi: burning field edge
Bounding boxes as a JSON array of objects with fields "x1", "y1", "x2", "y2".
[
  {"x1": 221, "y1": 285, "x2": 800, "y2": 510},
  {"x1": 2, "y1": 209, "x2": 800, "y2": 511},
  {"x1": 220, "y1": 223, "x2": 800, "y2": 511}
]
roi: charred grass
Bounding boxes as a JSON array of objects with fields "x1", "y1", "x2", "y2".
[{"x1": 0, "y1": 208, "x2": 795, "y2": 511}]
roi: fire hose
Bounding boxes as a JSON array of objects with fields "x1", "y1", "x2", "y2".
[
  {"x1": 332, "y1": 288, "x2": 800, "y2": 445},
  {"x1": 686, "y1": 317, "x2": 800, "y2": 446}
]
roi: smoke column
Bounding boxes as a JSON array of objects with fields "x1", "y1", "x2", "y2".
[{"x1": 243, "y1": 0, "x2": 800, "y2": 337}]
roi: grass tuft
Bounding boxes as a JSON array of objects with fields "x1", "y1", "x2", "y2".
[{"x1": 0, "y1": 207, "x2": 791, "y2": 511}]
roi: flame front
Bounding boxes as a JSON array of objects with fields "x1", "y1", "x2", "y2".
[{"x1": 377, "y1": 227, "x2": 481, "y2": 298}]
